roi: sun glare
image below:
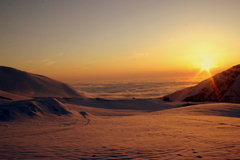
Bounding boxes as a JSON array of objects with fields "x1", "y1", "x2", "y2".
[{"x1": 198, "y1": 56, "x2": 214, "y2": 72}]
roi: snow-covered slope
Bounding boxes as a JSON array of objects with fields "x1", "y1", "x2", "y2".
[
  {"x1": 166, "y1": 65, "x2": 240, "y2": 103},
  {"x1": 1, "y1": 101, "x2": 240, "y2": 159},
  {"x1": 0, "y1": 66, "x2": 86, "y2": 98}
]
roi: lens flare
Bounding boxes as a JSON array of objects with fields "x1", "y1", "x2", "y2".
[{"x1": 198, "y1": 57, "x2": 214, "y2": 72}]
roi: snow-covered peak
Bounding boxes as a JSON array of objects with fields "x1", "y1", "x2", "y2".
[
  {"x1": 166, "y1": 65, "x2": 240, "y2": 103},
  {"x1": 0, "y1": 66, "x2": 87, "y2": 98}
]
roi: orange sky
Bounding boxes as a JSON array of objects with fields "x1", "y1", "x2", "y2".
[{"x1": 1, "y1": 0, "x2": 240, "y2": 82}]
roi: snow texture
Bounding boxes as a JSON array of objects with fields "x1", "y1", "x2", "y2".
[{"x1": 1, "y1": 65, "x2": 240, "y2": 159}]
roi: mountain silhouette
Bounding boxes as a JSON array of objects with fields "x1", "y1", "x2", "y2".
[{"x1": 166, "y1": 65, "x2": 240, "y2": 103}]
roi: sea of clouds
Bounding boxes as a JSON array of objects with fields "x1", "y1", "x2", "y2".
[{"x1": 72, "y1": 77, "x2": 203, "y2": 100}]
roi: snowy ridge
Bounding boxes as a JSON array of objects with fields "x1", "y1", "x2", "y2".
[
  {"x1": 0, "y1": 66, "x2": 86, "y2": 98},
  {"x1": 167, "y1": 65, "x2": 240, "y2": 103}
]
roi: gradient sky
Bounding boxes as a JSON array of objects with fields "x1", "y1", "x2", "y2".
[{"x1": 1, "y1": 0, "x2": 240, "y2": 82}]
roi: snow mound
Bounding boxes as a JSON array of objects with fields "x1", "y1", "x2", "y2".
[
  {"x1": 166, "y1": 65, "x2": 240, "y2": 103},
  {"x1": 0, "y1": 66, "x2": 87, "y2": 98},
  {"x1": 0, "y1": 98, "x2": 72, "y2": 121}
]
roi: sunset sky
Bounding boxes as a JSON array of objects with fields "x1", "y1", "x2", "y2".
[{"x1": 1, "y1": 0, "x2": 240, "y2": 82}]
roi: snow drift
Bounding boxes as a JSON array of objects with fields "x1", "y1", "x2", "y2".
[
  {"x1": 0, "y1": 98, "x2": 72, "y2": 121},
  {"x1": 0, "y1": 66, "x2": 86, "y2": 98},
  {"x1": 166, "y1": 64, "x2": 240, "y2": 103}
]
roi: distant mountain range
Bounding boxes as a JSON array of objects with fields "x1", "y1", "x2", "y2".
[
  {"x1": 0, "y1": 66, "x2": 86, "y2": 99},
  {"x1": 166, "y1": 65, "x2": 240, "y2": 103}
]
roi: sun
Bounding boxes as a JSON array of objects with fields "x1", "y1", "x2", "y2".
[
  {"x1": 193, "y1": 54, "x2": 218, "y2": 79},
  {"x1": 198, "y1": 56, "x2": 214, "y2": 72}
]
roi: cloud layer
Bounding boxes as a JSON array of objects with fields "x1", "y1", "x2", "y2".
[{"x1": 72, "y1": 78, "x2": 201, "y2": 100}]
